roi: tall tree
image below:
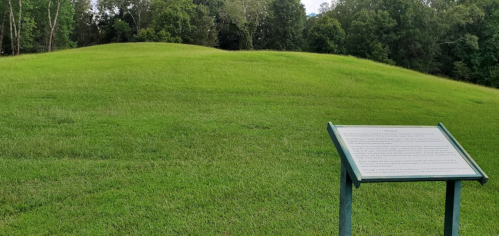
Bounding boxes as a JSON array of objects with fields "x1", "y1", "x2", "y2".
[
  {"x1": 448, "y1": 0, "x2": 499, "y2": 87},
  {"x1": 263, "y1": 0, "x2": 306, "y2": 51},
  {"x1": 419, "y1": 4, "x2": 481, "y2": 73},
  {"x1": 48, "y1": 0, "x2": 61, "y2": 52},
  {"x1": 8, "y1": 0, "x2": 22, "y2": 55},
  {"x1": 98, "y1": 0, "x2": 150, "y2": 35},
  {"x1": 318, "y1": 1, "x2": 332, "y2": 15},
  {"x1": 308, "y1": 16, "x2": 345, "y2": 54},
  {"x1": 19, "y1": 1, "x2": 34, "y2": 53},
  {"x1": 25, "y1": 0, "x2": 73, "y2": 53},
  {"x1": 346, "y1": 9, "x2": 396, "y2": 64},
  {"x1": 149, "y1": 0, "x2": 195, "y2": 43},
  {"x1": 222, "y1": 0, "x2": 268, "y2": 49},
  {"x1": 114, "y1": 18, "x2": 131, "y2": 42},
  {"x1": 378, "y1": 0, "x2": 425, "y2": 70},
  {"x1": 190, "y1": 4, "x2": 217, "y2": 46},
  {"x1": 0, "y1": 5, "x2": 6, "y2": 56},
  {"x1": 71, "y1": 0, "x2": 98, "y2": 47},
  {"x1": 192, "y1": 0, "x2": 229, "y2": 48},
  {"x1": 130, "y1": 0, "x2": 151, "y2": 34}
]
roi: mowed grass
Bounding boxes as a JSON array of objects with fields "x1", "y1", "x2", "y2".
[{"x1": 0, "y1": 43, "x2": 498, "y2": 235}]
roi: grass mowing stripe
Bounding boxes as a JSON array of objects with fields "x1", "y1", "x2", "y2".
[{"x1": 0, "y1": 43, "x2": 498, "y2": 235}]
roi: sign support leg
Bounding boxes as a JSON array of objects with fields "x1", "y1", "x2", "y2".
[
  {"x1": 339, "y1": 159, "x2": 352, "y2": 236},
  {"x1": 444, "y1": 180, "x2": 461, "y2": 236}
]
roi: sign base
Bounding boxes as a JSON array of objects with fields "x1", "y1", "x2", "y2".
[{"x1": 338, "y1": 159, "x2": 464, "y2": 236}]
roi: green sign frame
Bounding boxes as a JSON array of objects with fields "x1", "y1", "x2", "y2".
[{"x1": 327, "y1": 122, "x2": 488, "y2": 236}]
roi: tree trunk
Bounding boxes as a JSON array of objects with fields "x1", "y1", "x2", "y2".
[
  {"x1": 8, "y1": 0, "x2": 21, "y2": 55},
  {"x1": 124, "y1": 8, "x2": 139, "y2": 35},
  {"x1": 0, "y1": 11, "x2": 5, "y2": 57},
  {"x1": 48, "y1": 0, "x2": 61, "y2": 52},
  {"x1": 8, "y1": 0, "x2": 14, "y2": 55},
  {"x1": 15, "y1": 0, "x2": 21, "y2": 55},
  {"x1": 137, "y1": 10, "x2": 141, "y2": 34}
]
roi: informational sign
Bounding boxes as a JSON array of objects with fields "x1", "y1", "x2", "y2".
[
  {"x1": 336, "y1": 127, "x2": 476, "y2": 177},
  {"x1": 327, "y1": 123, "x2": 488, "y2": 236},
  {"x1": 327, "y1": 123, "x2": 488, "y2": 185}
]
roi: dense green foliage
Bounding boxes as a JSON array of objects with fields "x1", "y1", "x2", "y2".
[
  {"x1": 323, "y1": 0, "x2": 499, "y2": 88},
  {"x1": 0, "y1": 0, "x2": 498, "y2": 87},
  {"x1": 308, "y1": 16, "x2": 345, "y2": 54},
  {"x1": 1, "y1": 43, "x2": 498, "y2": 235},
  {"x1": 261, "y1": 0, "x2": 306, "y2": 51},
  {"x1": 345, "y1": 9, "x2": 396, "y2": 64}
]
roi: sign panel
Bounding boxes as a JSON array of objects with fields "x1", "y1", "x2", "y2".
[
  {"x1": 335, "y1": 127, "x2": 476, "y2": 177},
  {"x1": 328, "y1": 123, "x2": 488, "y2": 236},
  {"x1": 327, "y1": 123, "x2": 488, "y2": 186}
]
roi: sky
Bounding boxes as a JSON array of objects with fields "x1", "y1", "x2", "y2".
[{"x1": 301, "y1": 0, "x2": 326, "y2": 14}]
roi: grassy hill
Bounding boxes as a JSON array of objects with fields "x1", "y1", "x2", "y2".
[{"x1": 0, "y1": 43, "x2": 498, "y2": 235}]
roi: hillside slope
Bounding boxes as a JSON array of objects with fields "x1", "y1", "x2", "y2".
[{"x1": 0, "y1": 43, "x2": 498, "y2": 235}]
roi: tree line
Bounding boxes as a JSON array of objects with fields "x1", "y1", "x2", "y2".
[
  {"x1": 314, "y1": 0, "x2": 499, "y2": 88},
  {"x1": 1, "y1": 0, "x2": 498, "y2": 88},
  {"x1": 0, "y1": 0, "x2": 305, "y2": 53}
]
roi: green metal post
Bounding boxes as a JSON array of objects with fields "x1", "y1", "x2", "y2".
[
  {"x1": 339, "y1": 159, "x2": 352, "y2": 236},
  {"x1": 444, "y1": 180, "x2": 462, "y2": 236}
]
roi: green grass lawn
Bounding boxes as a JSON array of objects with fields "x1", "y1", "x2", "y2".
[{"x1": 0, "y1": 43, "x2": 498, "y2": 235}]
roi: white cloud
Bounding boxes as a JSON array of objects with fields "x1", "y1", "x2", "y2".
[{"x1": 301, "y1": 0, "x2": 327, "y2": 14}]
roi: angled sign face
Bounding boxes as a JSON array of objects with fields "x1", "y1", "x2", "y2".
[
  {"x1": 327, "y1": 123, "x2": 488, "y2": 187},
  {"x1": 328, "y1": 122, "x2": 488, "y2": 236}
]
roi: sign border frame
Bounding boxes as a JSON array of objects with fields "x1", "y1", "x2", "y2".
[{"x1": 327, "y1": 122, "x2": 488, "y2": 188}]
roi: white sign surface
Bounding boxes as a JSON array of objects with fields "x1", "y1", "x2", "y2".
[{"x1": 336, "y1": 127, "x2": 476, "y2": 177}]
